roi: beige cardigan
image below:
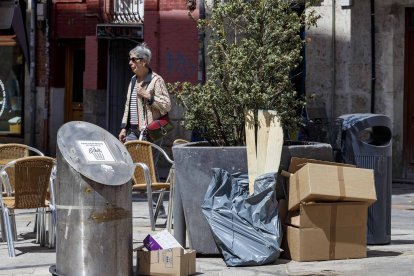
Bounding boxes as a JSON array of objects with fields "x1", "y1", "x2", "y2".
[{"x1": 121, "y1": 71, "x2": 171, "y2": 131}]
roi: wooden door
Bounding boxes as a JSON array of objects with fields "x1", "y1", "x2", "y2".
[
  {"x1": 404, "y1": 8, "x2": 414, "y2": 177},
  {"x1": 64, "y1": 45, "x2": 85, "y2": 122}
]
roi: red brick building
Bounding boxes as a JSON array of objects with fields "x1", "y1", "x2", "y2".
[{"x1": 0, "y1": 0, "x2": 199, "y2": 154}]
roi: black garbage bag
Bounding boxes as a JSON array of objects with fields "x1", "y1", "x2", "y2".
[{"x1": 201, "y1": 168, "x2": 282, "y2": 266}]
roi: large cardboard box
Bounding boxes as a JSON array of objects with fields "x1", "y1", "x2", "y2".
[
  {"x1": 288, "y1": 157, "x2": 356, "y2": 173},
  {"x1": 286, "y1": 157, "x2": 376, "y2": 211},
  {"x1": 136, "y1": 247, "x2": 196, "y2": 276},
  {"x1": 283, "y1": 202, "x2": 368, "y2": 262}
]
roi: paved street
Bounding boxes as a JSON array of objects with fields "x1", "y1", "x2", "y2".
[{"x1": 0, "y1": 183, "x2": 413, "y2": 275}]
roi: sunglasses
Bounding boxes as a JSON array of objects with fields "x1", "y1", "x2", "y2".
[{"x1": 129, "y1": 57, "x2": 143, "y2": 62}]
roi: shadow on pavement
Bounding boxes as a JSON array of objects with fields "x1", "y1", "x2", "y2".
[
  {"x1": 20, "y1": 232, "x2": 37, "y2": 240},
  {"x1": 0, "y1": 263, "x2": 55, "y2": 271},
  {"x1": 367, "y1": 250, "x2": 402, "y2": 257},
  {"x1": 390, "y1": 239, "x2": 414, "y2": 245},
  {"x1": 14, "y1": 244, "x2": 55, "y2": 255}
]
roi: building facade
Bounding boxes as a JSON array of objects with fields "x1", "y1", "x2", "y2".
[
  {"x1": 306, "y1": 0, "x2": 414, "y2": 179},
  {"x1": 46, "y1": 0, "x2": 198, "y2": 154},
  {"x1": 2, "y1": 0, "x2": 414, "y2": 180},
  {"x1": 0, "y1": 0, "x2": 198, "y2": 155}
]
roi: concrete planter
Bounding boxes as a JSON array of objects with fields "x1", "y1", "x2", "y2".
[{"x1": 172, "y1": 141, "x2": 332, "y2": 254}]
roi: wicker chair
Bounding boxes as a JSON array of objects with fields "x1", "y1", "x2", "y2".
[
  {"x1": 0, "y1": 143, "x2": 44, "y2": 159},
  {"x1": 0, "y1": 144, "x2": 44, "y2": 244},
  {"x1": 0, "y1": 143, "x2": 44, "y2": 195},
  {"x1": 124, "y1": 140, "x2": 174, "y2": 231},
  {"x1": 0, "y1": 156, "x2": 56, "y2": 257}
]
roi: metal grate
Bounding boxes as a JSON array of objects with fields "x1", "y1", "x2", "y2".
[
  {"x1": 349, "y1": 154, "x2": 392, "y2": 244},
  {"x1": 105, "y1": 0, "x2": 144, "y2": 23}
]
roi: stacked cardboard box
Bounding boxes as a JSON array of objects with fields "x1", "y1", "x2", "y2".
[{"x1": 281, "y1": 157, "x2": 377, "y2": 261}]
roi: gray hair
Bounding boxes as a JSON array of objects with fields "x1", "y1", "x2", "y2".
[{"x1": 129, "y1": 43, "x2": 152, "y2": 63}]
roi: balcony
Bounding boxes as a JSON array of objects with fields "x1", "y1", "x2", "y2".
[
  {"x1": 104, "y1": 0, "x2": 144, "y2": 24},
  {"x1": 98, "y1": 0, "x2": 144, "y2": 40}
]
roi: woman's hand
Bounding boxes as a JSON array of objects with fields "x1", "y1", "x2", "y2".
[
  {"x1": 119, "y1": 129, "x2": 127, "y2": 143},
  {"x1": 137, "y1": 87, "x2": 151, "y2": 100}
]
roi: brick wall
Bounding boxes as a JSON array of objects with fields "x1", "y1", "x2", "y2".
[
  {"x1": 84, "y1": 36, "x2": 98, "y2": 90},
  {"x1": 144, "y1": 2, "x2": 199, "y2": 84},
  {"x1": 83, "y1": 36, "x2": 107, "y2": 90},
  {"x1": 50, "y1": 0, "x2": 198, "y2": 85},
  {"x1": 53, "y1": 3, "x2": 100, "y2": 38},
  {"x1": 42, "y1": 0, "x2": 198, "y2": 153},
  {"x1": 145, "y1": 1, "x2": 190, "y2": 12},
  {"x1": 159, "y1": 0, "x2": 187, "y2": 11}
]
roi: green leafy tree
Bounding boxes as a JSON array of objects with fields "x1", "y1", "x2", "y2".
[{"x1": 169, "y1": 0, "x2": 319, "y2": 146}]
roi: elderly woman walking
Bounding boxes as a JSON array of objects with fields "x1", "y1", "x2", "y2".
[
  {"x1": 119, "y1": 43, "x2": 171, "y2": 143},
  {"x1": 119, "y1": 43, "x2": 171, "y2": 218}
]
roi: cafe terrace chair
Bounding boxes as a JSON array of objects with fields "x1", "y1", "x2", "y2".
[
  {"x1": 124, "y1": 140, "x2": 174, "y2": 231},
  {"x1": 0, "y1": 156, "x2": 56, "y2": 257},
  {"x1": 0, "y1": 144, "x2": 45, "y2": 243},
  {"x1": 0, "y1": 143, "x2": 44, "y2": 159},
  {"x1": 0, "y1": 143, "x2": 44, "y2": 196}
]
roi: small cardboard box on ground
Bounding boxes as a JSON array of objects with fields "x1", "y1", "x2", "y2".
[
  {"x1": 136, "y1": 230, "x2": 196, "y2": 275},
  {"x1": 282, "y1": 201, "x2": 369, "y2": 261},
  {"x1": 286, "y1": 157, "x2": 377, "y2": 211},
  {"x1": 137, "y1": 247, "x2": 196, "y2": 276}
]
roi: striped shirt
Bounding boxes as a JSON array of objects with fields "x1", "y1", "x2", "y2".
[{"x1": 129, "y1": 84, "x2": 139, "y2": 125}]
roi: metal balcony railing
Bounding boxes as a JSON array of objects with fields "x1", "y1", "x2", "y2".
[{"x1": 105, "y1": 0, "x2": 144, "y2": 24}]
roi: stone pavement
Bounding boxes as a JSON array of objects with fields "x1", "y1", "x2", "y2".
[{"x1": 1, "y1": 183, "x2": 414, "y2": 276}]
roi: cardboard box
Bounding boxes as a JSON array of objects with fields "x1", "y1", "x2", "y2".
[
  {"x1": 143, "y1": 230, "x2": 183, "y2": 251},
  {"x1": 136, "y1": 247, "x2": 196, "y2": 276},
  {"x1": 286, "y1": 157, "x2": 376, "y2": 211},
  {"x1": 288, "y1": 157, "x2": 356, "y2": 173},
  {"x1": 283, "y1": 202, "x2": 368, "y2": 262}
]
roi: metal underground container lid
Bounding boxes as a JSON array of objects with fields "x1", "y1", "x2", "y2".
[{"x1": 57, "y1": 121, "x2": 134, "y2": 186}]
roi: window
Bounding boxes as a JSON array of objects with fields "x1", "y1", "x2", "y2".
[{"x1": 0, "y1": 36, "x2": 24, "y2": 136}]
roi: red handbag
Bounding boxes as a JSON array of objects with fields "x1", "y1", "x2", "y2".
[{"x1": 146, "y1": 113, "x2": 174, "y2": 141}]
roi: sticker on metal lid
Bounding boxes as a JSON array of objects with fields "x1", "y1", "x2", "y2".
[{"x1": 77, "y1": 140, "x2": 116, "y2": 162}]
